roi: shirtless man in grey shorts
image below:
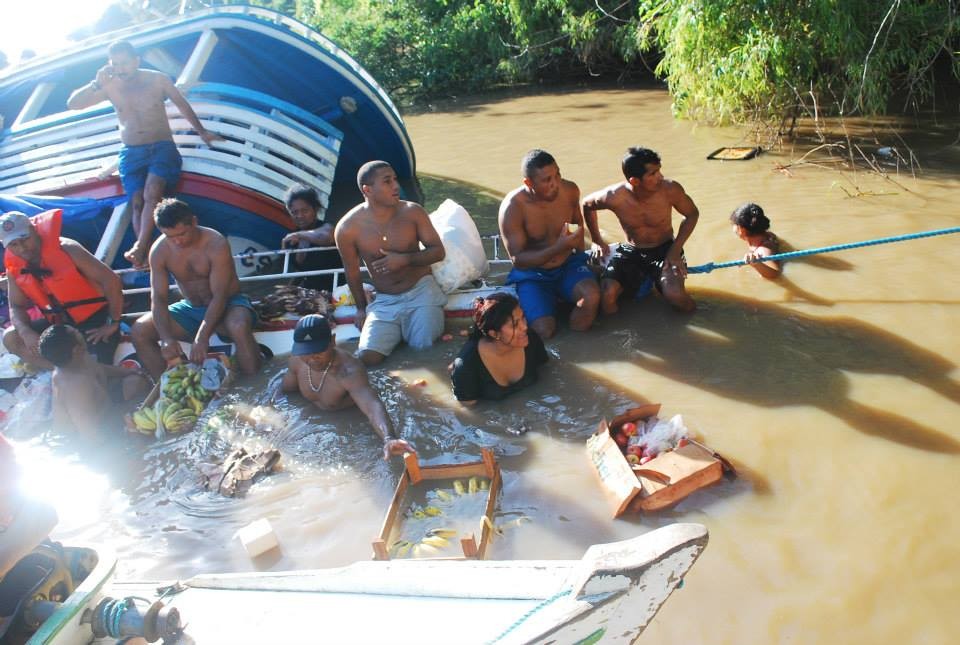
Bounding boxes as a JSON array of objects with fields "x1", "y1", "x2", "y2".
[{"x1": 334, "y1": 161, "x2": 447, "y2": 366}]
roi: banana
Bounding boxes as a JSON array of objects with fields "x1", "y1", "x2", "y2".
[
  {"x1": 420, "y1": 535, "x2": 449, "y2": 549},
  {"x1": 412, "y1": 510, "x2": 426, "y2": 520},
  {"x1": 424, "y1": 506, "x2": 443, "y2": 517},
  {"x1": 417, "y1": 542, "x2": 440, "y2": 555},
  {"x1": 133, "y1": 409, "x2": 156, "y2": 431},
  {"x1": 435, "y1": 489, "x2": 452, "y2": 502},
  {"x1": 468, "y1": 476, "x2": 479, "y2": 494},
  {"x1": 392, "y1": 541, "x2": 413, "y2": 558},
  {"x1": 453, "y1": 480, "x2": 465, "y2": 495},
  {"x1": 186, "y1": 396, "x2": 205, "y2": 415},
  {"x1": 427, "y1": 528, "x2": 458, "y2": 538},
  {"x1": 479, "y1": 478, "x2": 489, "y2": 491}
]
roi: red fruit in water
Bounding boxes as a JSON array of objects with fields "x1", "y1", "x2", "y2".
[
  {"x1": 613, "y1": 432, "x2": 629, "y2": 448},
  {"x1": 621, "y1": 422, "x2": 638, "y2": 437}
]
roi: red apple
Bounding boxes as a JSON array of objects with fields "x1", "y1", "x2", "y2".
[
  {"x1": 626, "y1": 445, "x2": 643, "y2": 457},
  {"x1": 626, "y1": 454, "x2": 641, "y2": 465},
  {"x1": 613, "y1": 432, "x2": 629, "y2": 448},
  {"x1": 621, "y1": 422, "x2": 638, "y2": 437}
]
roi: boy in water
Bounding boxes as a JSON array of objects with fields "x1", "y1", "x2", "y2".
[{"x1": 38, "y1": 324, "x2": 150, "y2": 439}]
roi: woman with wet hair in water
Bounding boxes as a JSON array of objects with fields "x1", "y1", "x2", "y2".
[
  {"x1": 730, "y1": 202, "x2": 782, "y2": 279},
  {"x1": 449, "y1": 292, "x2": 549, "y2": 405}
]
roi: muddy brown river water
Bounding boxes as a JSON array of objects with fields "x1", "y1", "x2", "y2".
[{"x1": 9, "y1": 86, "x2": 960, "y2": 644}]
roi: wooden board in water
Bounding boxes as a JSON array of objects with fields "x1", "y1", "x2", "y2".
[{"x1": 706, "y1": 146, "x2": 762, "y2": 160}]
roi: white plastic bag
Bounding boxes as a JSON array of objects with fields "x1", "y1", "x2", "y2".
[{"x1": 429, "y1": 199, "x2": 488, "y2": 293}]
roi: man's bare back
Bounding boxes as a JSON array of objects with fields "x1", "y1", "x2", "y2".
[
  {"x1": 154, "y1": 227, "x2": 240, "y2": 306},
  {"x1": 499, "y1": 178, "x2": 584, "y2": 270},
  {"x1": 336, "y1": 200, "x2": 434, "y2": 295}
]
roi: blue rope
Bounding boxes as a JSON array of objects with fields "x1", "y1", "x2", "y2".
[
  {"x1": 487, "y1": 589, "x2": 573, "y2": 644},
  {"x1": 688, "y1": 226, "x2": 960, "y2": 274}
]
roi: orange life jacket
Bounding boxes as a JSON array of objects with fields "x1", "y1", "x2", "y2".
[{"x1": 4, "y1": 209, "x2": 106, "y2": 325}]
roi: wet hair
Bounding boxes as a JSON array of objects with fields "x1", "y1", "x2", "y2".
[
  {"x1": 154, "y1": 198, "x2": 195, "y2": 229},
  {"x1": 108, "y1": 40, "x2": 137, "y2": 59},
  {"x1": 729, "y1": 202, "x2": 770, "y2": 234},
  {"x1": 38, "y1": 324, "x2": 81, "y2": 368},
  {"x1": 357, "y1": 161, "x2": 393, "y2": 192},
  {"x1": 284, "y1": 184, "x2": 321, "y2": 211},
  {"x1": 622, "y1": 147, "x2": 661, "y2": 180},
  {"x1": 521, "y1": 149, "x2": 556, "y2": 179},
  {"x1": 469, "y1": 292, "x2": 520, "y2": 340}
]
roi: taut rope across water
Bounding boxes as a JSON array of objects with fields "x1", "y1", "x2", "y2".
[{"x1": 687, "y1": 226, "x2": 960, "y2": 274}]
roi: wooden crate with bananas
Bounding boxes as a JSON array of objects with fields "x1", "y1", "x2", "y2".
[
  {"x1": 373, "y1": 449, "x2": 502, "y2": 560},
  {"x1": 126, "y1": 357, "x2": 231, "y2": 438}
]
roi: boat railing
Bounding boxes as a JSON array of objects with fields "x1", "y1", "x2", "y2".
[
  {"x1": 0, "y1": 88, "x2": 342, "y2": 208},
  {"x1": 117, "y1": 236, "x2": 511, "y2": 317}
]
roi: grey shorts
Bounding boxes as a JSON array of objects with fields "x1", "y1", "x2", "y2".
[{"x1": 359, "y1": 275, "x2": 447, "y2": 356}]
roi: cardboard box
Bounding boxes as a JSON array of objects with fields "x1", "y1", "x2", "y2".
[
  {"x1": 586, "y1": 404, "x2": 725, "y2": 517},
  {"x1": 373, "y1": 448, "x2": 501, "y2": 560}
]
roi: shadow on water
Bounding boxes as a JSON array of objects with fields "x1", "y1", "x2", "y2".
[{"x1": 558, "y1": 288, "x2": 960, "y2": 454}]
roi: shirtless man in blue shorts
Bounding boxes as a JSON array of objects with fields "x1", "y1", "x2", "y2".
[
  {"x1": 131, "y1": 199, "x2": 261, "y2": 378},
  {"x1": 499, "y1": 149, "x2": 600, "y2": 339},
  {"x1": 335, "y1": 161, "x2": 447, "y2": 366},
  {"x1": 582, "y1": 147, "x2": 699, "y2": 314},
  {"x1": 67, "y1": 40, "x2": 222, "y2": 269}
]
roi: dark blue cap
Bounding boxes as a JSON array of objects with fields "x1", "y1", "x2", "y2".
[{"x1": 292, "y1": 314, "x2": 332, "y2": 355}]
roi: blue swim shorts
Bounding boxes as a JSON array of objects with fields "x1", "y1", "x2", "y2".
[
  {"x1": 169, "y1": 294, "x2": 257, "y2": 338},
  {"x1": 505, "y1": 252, "x2": 596, "y2": 324},
  {"x1": 118, "y1": 141, "x2": 182, "y2": 195}
]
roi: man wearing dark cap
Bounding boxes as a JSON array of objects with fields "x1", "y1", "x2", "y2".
[
  {"x1": 279, "y1": 314, "x2": 416, "y2": 460},
  {"x1": 1, "y1": 209, "x2": 124, "y2": 370}
]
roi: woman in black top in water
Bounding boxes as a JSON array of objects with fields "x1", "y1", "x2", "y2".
[{"x1": 449, "y1": 292, "x2": 549, "y2": 405}]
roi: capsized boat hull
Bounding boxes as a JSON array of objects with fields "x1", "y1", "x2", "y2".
[{"x1": 32, "y1": 523, "x2": 707, "y2": 644}]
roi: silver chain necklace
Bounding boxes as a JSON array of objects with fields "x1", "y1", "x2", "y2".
[{"x1": 306, "y1": 359, "x2": 334, "y2": 393}]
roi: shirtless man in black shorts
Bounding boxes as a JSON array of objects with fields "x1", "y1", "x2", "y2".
[{"x1": 582, "y1": 147, "x2": 699, "y2": 313}]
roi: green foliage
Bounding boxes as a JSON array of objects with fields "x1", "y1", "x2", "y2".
[{"x1": 636, "y1": 0, "x2": 960, "y2": 123}]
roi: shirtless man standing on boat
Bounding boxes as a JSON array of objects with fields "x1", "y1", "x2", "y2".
[
  {"x1": 280, "y1": 314, "x2": 416, "y2": 460},
  {"x1": 335, "y1": 161, "x2": 447, "y2": 366},
  {"x1": 582, "y1": 147, "x2": 699, "y2": 314},
  {"x1": 499, "y1": 149, "x2": 600, "y2": 339},
  {"x1": 66, "y1": 40, "x2": 223, "y2": 269},
  {"x1": 131, "y1": 199, "x2": 261, "y2": 379}
]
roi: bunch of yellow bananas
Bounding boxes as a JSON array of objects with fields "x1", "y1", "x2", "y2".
[
  {"x1": 155, "y1": 400, "x2": 199, "y2": 434},
  {"x1": 131, "y1": 407, "x2": 158, "y2": 435}
]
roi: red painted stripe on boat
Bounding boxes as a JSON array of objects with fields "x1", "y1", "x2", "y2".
[{"x1": 48, "y1": 173, "x2": 294, "y2": 230}]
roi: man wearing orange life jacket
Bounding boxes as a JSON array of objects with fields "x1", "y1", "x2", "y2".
[{"x1": 1, "y1": 210, "x2": 124, "y2": 369}]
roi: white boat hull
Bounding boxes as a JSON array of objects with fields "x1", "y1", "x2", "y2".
[{"x1": 31, "y1": 523, "x2": 707, "y2": 645}]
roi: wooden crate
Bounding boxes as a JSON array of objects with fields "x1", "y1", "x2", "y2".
[
  {"x1": 586, "y1": 404, "x2": 726, "y2": 517},
  {"x1": 373, "y1": 448, "x2": 502, "y2": 560}
]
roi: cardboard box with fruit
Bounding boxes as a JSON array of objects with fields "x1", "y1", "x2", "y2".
[{"x1": 586, "y1": 404, "x2": 732, "y2": 517}]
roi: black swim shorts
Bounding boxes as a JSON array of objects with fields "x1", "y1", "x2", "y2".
[{"x1": 601, "y1": 239, "x2": 684, "y2": 295}]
